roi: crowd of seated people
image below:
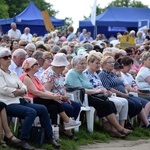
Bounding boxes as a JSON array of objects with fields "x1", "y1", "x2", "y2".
[{"x1": 1, "y1": 23, "x2": 150, "y2": 149}]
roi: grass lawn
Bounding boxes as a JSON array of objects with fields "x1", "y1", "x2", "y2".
[{"x1": 2, "y1": 118, "x2": 150, "y2": 150}]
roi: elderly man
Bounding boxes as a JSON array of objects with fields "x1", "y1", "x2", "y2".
[
  {"x1": 78, "y1": 28, "x2": 87, "y2": 42},
  {"x1": 9, "y1": 48, "x2": 27, "y2": 77},
  {"x1": 25, "y1": 43, "x2": 36, "y2": 58},
  {"x1": 8, "y1": 22, "x2": 21, "y2": 40},
  {"x1": 20, "y1": 27, "x2": 33, "y2": 42}
]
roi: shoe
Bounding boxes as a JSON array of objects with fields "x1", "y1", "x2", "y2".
[
  {"x1": 141, "y1": 124, "x2": 150, "y2": 128},
  {"x1": 109, "y1": 131, "x2": 126, "y2": 139},
  {"x1": 0, "y1": 140, "x2": 8, "y2": 148},
  {"x1": 64, "y1": 118, "x2": 81, "y2": 130},
  {"x1": 119, "y1": 128, "x2": 133, "y2": 136},
  {"x1": 4, "y1": 135, "x2": 21, "y2": 144},
  {"x1": 17, "y1": 141, "x2": 35, "y2": 150},
  {"x1": 49, "y1": 138, "x2": 60, "y2": 148},
  {"x1": 125, "y1": 121, "x2": 134, "y2": 130},
  {"x1": 63, "y1": 133, "x2": 79, "y2": 141}
]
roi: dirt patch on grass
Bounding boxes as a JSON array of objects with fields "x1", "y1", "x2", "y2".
[{"x1": 79, "y1": 139, "x2": 150, "y2": 150}]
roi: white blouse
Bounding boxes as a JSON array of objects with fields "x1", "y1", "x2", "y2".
[{"x1": 0, "y1": 69, "x2": 27, "y2": 105}]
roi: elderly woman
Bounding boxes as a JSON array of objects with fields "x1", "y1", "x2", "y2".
[
  {"x1": 0, "y1": 47, "x2": 60, "y2": 149},
  {"x1": 99, "y1": 56, "x2": 150, "y2": 128},
  {"x1": 40, "y1": 53, "x2": 81, "y2": 140},
  {"x1": 25, "y1": 43, "x2": 36, "y2": 58},
  {"x1": 83, "y1": 52, "x2": 128, "y2": 128},
  {"x1": 136, "y1": 52, "x2": 150, "y2": 91},
  {"x1": 65, "y1": 55, "x2": 132, "y2": 138},
  {"x1": 0, "y1": 102, "x2": 20, "y2": 148},
  {"x1": 20, "y1": 57, "x2": 81, "y2": 141},
  {"x1": 119, "y1": 56, "x2": 150, "y2": 127},
  {"x1": 35, "y1": 51, "x2": 53, "y2": 79}
]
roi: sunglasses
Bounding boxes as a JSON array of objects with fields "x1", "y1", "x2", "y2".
[
  {"x1": 127, "y1": 53, "x2": 134, "y2": 56},
  {"x1": 1, "y1": 55, "x2": 12, "y2": 60}
]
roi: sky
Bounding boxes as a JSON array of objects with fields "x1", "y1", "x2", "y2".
[{"x1": 45, "y1": 0, "x2": 150, "y2": 31}]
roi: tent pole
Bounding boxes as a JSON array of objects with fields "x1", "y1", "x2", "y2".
[{"x1": 94, "y1": 25, "x2": 97, "y2": 40}]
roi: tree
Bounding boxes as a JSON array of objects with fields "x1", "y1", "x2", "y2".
[
  {"x1": 108, "y1": 0, "x2": 148, "y2": 8},
  {"x1": 84, "y1": 0, "x2": 148, "y2": 19},
  {"x1": 4, "y1": 0, "x2": 58, "y2": 18},
  {"x1": 56, "y1": 17, "x2": 73, "y2": 33},
  {"x1": 0, "y1": 0, "x2": 9, "y2": 18}
]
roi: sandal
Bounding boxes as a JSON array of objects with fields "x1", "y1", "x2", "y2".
[
  {"x1": 109, "y1": 131, "x2": 126, "y2": 139},
  {"x1": 4, "y1": 135, "x2": 21, "y2": 144},
  {"x1": 0, "y1": 140, "x2": 8, "y2": 148},
  {"x1": 119, "y1": 128, "x2": 133, "y2": 136}
]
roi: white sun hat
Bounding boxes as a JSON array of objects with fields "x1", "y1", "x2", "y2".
[{"x1": 51, "y1": 53, "x2": 69, "y2": 67}]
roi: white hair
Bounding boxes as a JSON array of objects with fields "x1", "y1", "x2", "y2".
[
  {"x1": 0, "y1": 47, "x2": 11, "y2": 58},
  {"x1": 72, "y1": 55, "x2": 86, "y2": 68},
  {"x1": 129, "y1": 30, "x2": 135, "y2": 35},
  {"x1": 12, "y1": 48, "x2": 27, "y2": 58},
  {"x1": 25, "y1": 43, "x2": 36, "y2": 51}
]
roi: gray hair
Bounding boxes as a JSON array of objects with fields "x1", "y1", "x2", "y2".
[
  {"x1": 51, "y1": 45, "x2": 60, "y2": 53},
  {"x1": 0, "y1": 47, "x2": 11, "y2": 58},
  {"x1": 12, "y1": 48, "x2": 27, "y2": 58},
  {"x1": 32, "y1": 50, "x2": 44, "y2": 59},
  {"x1": 72, "y1": 55, "x2": 86, "y2": 68},
  {"x1": 25, "y1": 43, "x2": 36, "y2": 51},
  {"x1": 11, "y1": 22, "x2": 16, "y2": 27},
  {"x1": 83, "y1": 43, "x2": 94, "y2": 51}
]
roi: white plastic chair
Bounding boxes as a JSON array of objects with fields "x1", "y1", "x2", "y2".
[{"x1": 67, "y1": 92, "x2": 95, "y2": 132}]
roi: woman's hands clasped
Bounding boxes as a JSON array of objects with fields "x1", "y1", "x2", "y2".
[{"x1": 13, "y1": 88, "x2": 26, "y2": 97}]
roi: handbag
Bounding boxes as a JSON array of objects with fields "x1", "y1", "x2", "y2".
[
  {"x1": 30, "y1": 126, "x2": 45, "y2": 145},
  {"x1": 89, "y1": 93, "x2": 109, "y2": 101},
  {"x1": 65, "y1": 84, "x2": 85, "y2": 104}
]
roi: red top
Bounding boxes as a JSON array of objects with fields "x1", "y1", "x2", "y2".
[{"x1": 20, "y1": 73, "x2": 44, "y2": 98}]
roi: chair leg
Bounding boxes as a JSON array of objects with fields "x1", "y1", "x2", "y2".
[
  {"x1": 14, "y1": 118, "x2": 19, "y2": 133},
  {"x1": 86, "y1": 107, "x2": 95, "y2": 132},
  {"x1": 74, "y1": 111, "x2": 81, "y2": 132}
]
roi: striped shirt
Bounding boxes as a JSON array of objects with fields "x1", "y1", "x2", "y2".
[{"x1": 99, "y1": 70, "x2": 126, "y2": 93}]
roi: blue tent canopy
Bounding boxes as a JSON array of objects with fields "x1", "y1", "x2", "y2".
[
  {"x1": 79, "y1": 7, "x2": 150, "y2": 37},
  {"x1": 14, "y1": 1, "x2": 64, "y2": 26},
  {"x1": 0, "y1": 1, "x2": 65, "y2": 35}
]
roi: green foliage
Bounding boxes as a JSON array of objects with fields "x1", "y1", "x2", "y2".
[
  {"x1": 0, "y1": 0, "x2": 9, "y2": 18},
  {"x1": 3, "y1": 0, "x2": 58, "y2": 18},
  {"x1": 108, "y1": 0, "x2": 148, "y2": 8}
]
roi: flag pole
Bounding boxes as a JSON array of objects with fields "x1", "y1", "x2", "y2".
[{"x1": 90, "y1": 0, "x2": 97, "y2": 39}]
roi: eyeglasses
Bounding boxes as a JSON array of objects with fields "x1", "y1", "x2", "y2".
[
  {"x1": 39, "y1": 57, "x2": 45, "y2": 61},
  {"x1": 1, "y1": 55, "x2": 12, "y2": 60},
  {"x1": 45, "y1": 57, "x2": 53, "y2": 60},
  {"x1": 127, "y1": 53, "x2": 134, "y2": 56}
]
